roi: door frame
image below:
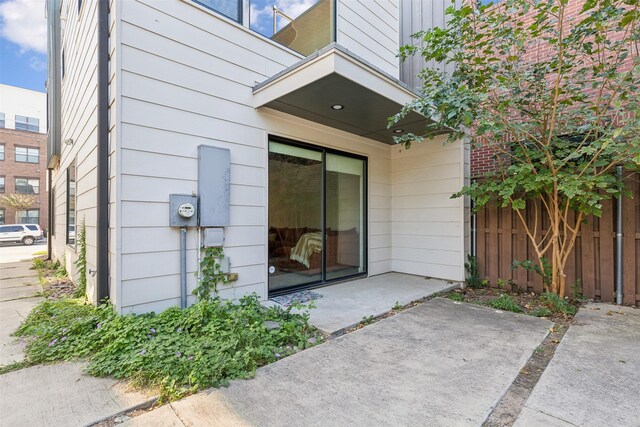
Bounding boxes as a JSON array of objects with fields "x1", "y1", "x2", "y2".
[{"x1": 267, "y1": 135, "x2": 368, "y2": 296}]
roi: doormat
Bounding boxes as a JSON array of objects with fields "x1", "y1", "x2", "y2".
[{"x1": 270, "y1": 290, "x2": 323, "y2": 307}]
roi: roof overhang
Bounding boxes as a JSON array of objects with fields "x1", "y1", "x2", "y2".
[{"x1": 253, "y1": 44, "x2": 436, "y2": 145}]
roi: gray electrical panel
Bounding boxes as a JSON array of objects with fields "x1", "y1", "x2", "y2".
[
  {"x1": 203, "y1": 228, "x2": 224, "y2": 247},
  {"x1": 198, "y1": 145, "x2": 230, "y2": 227},
  {"x1": 169, "y1": 194, "x2": 198, "y2": 227}
]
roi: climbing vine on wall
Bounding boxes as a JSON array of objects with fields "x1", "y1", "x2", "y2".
[
  {"x1": 194, "y1": 246, "x2": 228, "y2": 301},
  {"x1": 74, "y1": 220, "x2": 87, "y2": 298}
]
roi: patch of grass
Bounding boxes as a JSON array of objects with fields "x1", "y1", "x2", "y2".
[
  {"x1": 447, "y1": 292, "x2": 465, "y2": 302},
  {"x1": 540, "y1": 293, "x2": 577, "y2": 315},
  {"x1": 488, "y1": 294, "x2": 522, "y2": 313},
  {"x1": 392, "y1": 301, "x2": 404, "y2": 311},
  {"x1": 15, "y1": 295, "x2": 320, "y2": 401},
  {"x1": 529, "y1": 307, "x2": 552, "y2": 318},
  {"x1": 32, "y1": 251, "x2": 48, "y2": 256}
]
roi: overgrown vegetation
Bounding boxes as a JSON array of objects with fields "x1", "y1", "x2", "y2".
[
  {"x1": 14, "y1": 295, "x2": 319, "y2": 401},
  {"x1": 31, "y1": 258, "x2": 77, "y2": 299},
  {"x1": 74, "y1": 221, "x2": 87, "y2": 298},
  {"x1": 194, "y1": 247, "x2": 228, "y2": 301},
  {"x1": 464, "y1": 254, "x2": 486, "y2": 289},
  {"x1": 394, "y1": 0, "x2": 640, "y2": 297}
]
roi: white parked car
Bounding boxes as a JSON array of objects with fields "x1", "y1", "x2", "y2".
[{"x1": 0, "y1": 224, "x2": 44, "y2": 245}]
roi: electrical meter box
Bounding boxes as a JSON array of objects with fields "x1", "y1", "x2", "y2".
[
  {"x1": 198, "y1": 145, "x2": 230, "y2": 227},
  {"x1": 169, "y1": 194, "x2": 198, "y2": 227}
]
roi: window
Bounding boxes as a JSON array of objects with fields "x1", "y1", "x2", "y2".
[
  {"x1": 78, "y1": 0, "x2": 82, "y2": 12},
  {"x1": 17, "y1": 209, "x2": 40, "y2": 225},
  {"x1": 67, "y1": 161, "x2": 76, "y2": 245},
  {"x1": 15, "y1": 146, "x2": 39, "y2": 163},
  {"x1": 15, "y1": 115, "x2": 40, "y2": 132},
  {"x1": 0, "y1": 177, "x2": 4, "y2": 193},
  {"x1": 0, "y1": 209, "x2": 4, "y2": 225},
  {"x1": 0, "y1": 113, "x2": 5, "y2": 128},
  {"x1": 15, "y1": 178, "x2": 40, "y2": 194},
  {"x1": 193, "y1": 0, "x2": 241, "y2": 22},
  {"x1": 0, "y1": 144, "x2": 4, "y2": 160},
  {"x1": 61, "y1": 50, "x2": 65, "y2": 80}
]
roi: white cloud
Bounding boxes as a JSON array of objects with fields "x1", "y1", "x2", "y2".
[
  {"x1": 0, "y1": 0, "x2": 47, "y2": 54},
  {"x1": 29, "y1": 55, "x2": 46, "y2": 71},
  {"x1": 250, "y1": 0, "x2": 319, "y2": 35}
]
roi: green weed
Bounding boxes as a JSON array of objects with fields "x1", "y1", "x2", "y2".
[
  {"x1": 15, "y1": 294, "x2": 319, "y2": 401},
  {"x1": 447, "y1": 292, "x2": 465, "y2": 302},
  {"x1": 540, "y1": 293, "x2": 577, "y2": 315},
  {"x1": 488, "y1": 294, "x2": 522, "y2": 313}
]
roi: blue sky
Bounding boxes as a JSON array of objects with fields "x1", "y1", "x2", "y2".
[
  {"x1": 0, "y1": 0, "x2": 47, "y2": 93},
  {"x1": 250, "y1": 0, "x2": 319, "y2": 37}
]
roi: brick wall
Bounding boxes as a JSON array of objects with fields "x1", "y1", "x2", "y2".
[
  {"x1": 0, "y1": 128, "x2": 49, "y2": 228},
  {"x1": 470, "y1": 0, "x2": 634, "y2": 178}
]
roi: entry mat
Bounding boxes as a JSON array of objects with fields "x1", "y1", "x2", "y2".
[{"x1": 270, "y1": 290, "x2": 323, "y2": 307}]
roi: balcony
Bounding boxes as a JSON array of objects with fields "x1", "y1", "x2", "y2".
[{"x1": 195, "y1": 0, "x2": 334, "y2": 56}]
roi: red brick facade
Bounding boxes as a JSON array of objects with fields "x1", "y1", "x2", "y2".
[
  {"x1": 470, "y1": 0, "x2": 634, "y2": 177},
  {"x1": 0, "y1": 128, "x2": 49, "y2": 228}
]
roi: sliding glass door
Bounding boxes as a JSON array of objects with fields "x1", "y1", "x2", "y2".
[{"x1": 268, "y1": 138, "x2": 366, "y2": 294}]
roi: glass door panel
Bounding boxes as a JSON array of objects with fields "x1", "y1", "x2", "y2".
[
  {"x1": 268, "y1": 141, "x2": 323, "y2": 292},
  {"x1": 325, "y1": 154, "x2": 365, "y2": 281}
]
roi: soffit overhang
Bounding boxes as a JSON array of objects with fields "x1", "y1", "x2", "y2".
[{"x1": 253, "y1": 44, "x2": 436, "y2": 145}]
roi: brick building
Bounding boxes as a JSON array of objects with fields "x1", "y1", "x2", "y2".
[{"x1": 0, "y1": 84, "x2": 48, "y2": 227}]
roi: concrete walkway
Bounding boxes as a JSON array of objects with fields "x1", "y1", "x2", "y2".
[
  {"x1": 0, "y1": 261, "x2": 43, "y2": 365},
  {"x1": 515, "y1": 303, "x2": 640, "y2": 427},
  {"x1": 0, "y1": 261, "x2": 153, "y2": 427},
  {"x1": 122, "y1": 298, "x2": 553, "y2": 426},
  {"x1": 270, "y1": 273, "x2": 459, "y2": 335}
]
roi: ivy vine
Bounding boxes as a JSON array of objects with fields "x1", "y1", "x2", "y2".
[
  {"x1": 74, "y1": 220, "x2": 87, "y2": 298},
  {"x1": 194, "y1": 246, "x2": 228, "y2": 301}
]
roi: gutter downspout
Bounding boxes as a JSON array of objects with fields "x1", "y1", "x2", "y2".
[
  {"x1": 96, "y1": 0, "x2": 110, "y2": 302},
  {"x1": 615, "y1": 166, "x2": 623, "y2": 305}
]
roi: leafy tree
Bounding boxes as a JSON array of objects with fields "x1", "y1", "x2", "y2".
[
  {"x1": 0, "y1": 193, "x2": 37, "y2": 212},
  {"x1": 392, "y1": 0, "x2": 639, "y2": 297}
]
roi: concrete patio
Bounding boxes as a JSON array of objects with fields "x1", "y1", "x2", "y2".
[
  {"x1": 269, "y1": 272, "x2": 460, "y2": 335},
  {"x1": 122, "y1": 298, "x2": 553, "y2": 426}
]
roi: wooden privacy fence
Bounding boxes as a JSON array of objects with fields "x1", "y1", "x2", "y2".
[{"x1": 475, "y1": 173, "x2": 640, "y2": 306}]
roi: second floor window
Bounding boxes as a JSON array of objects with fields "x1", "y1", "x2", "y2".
[
  {"x1": 15, "y1": 115, "x2": 40, "y2": 132},
  {"x1": 195, "y1": 0, "x2": 241, "y2": 22},
  {"x1": 0, "y1": 113, "x2": 5, "y2": 128},
  {"x1": 15, "y1": 178, "x2": 40, "y2": 194},
  {"x1": 0, "y1": 177, "x2": 4, "y2": 192},
  {"x1": 15, "y1": 146, "x2": 39, "y2": 163},
  {"x1": 0, "y1": 144, "x2": 4, "y2": 160}
]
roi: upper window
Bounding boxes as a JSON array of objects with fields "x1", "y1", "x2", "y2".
[
  {"x1": 0, "y1": 177, "x2": 4, "y2": 193},
  {"x1": 0, "y1": 209, "x2": 4, "y2": 225},
  {"x1": 0, "y1": 113, "x2": 5, "y2": 128},
  {"x1": 0, "y1": 144, "x2": 4, "y2": 160},
  {"x1": 15, "y1": 178, "x2": 40, "y2": 195},
  {"x1": 78, "y1": 0, "x2": 82, "y2": 12},
  {"x1": 15, "y1": 115, "x2": 40, "y2": 132},
  {"x1": 15, "y1": 146, "x2": 40, "y2": 163},
  {"x1": 194, "y1": 0, "x2": 241, "y2": 22},
  {"x1": 17, "y1": 209, "x2": 40, "y2": 225}
]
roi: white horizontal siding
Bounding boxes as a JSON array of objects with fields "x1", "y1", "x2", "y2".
[
  {"x1": 117, "y1": 0, "x2": 394, "y2": 313},
  {"x1": 391, "y1": 136, "x2": 466, "y2": 282},
  {"x1": 336, "y1": 0, "x2": 400, "y2": 77},
  {"x1": 50, "y1": 0, "x2": 102, "y2": 303}
]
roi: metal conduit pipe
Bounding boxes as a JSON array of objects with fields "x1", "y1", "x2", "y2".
[{"x1": 615, "y1": 166, "x2": 623, "y2": 305}]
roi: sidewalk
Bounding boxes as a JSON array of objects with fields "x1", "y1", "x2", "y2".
[
  {"x1": 515, "y1": 303, "x2": 640, "y2": 427},
  {"x1": 0, "y1": 261, "x2": 153, "y2": 427},
  {"x1": 0, "y1": 261, "x2": 43, "y2": 365}
]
